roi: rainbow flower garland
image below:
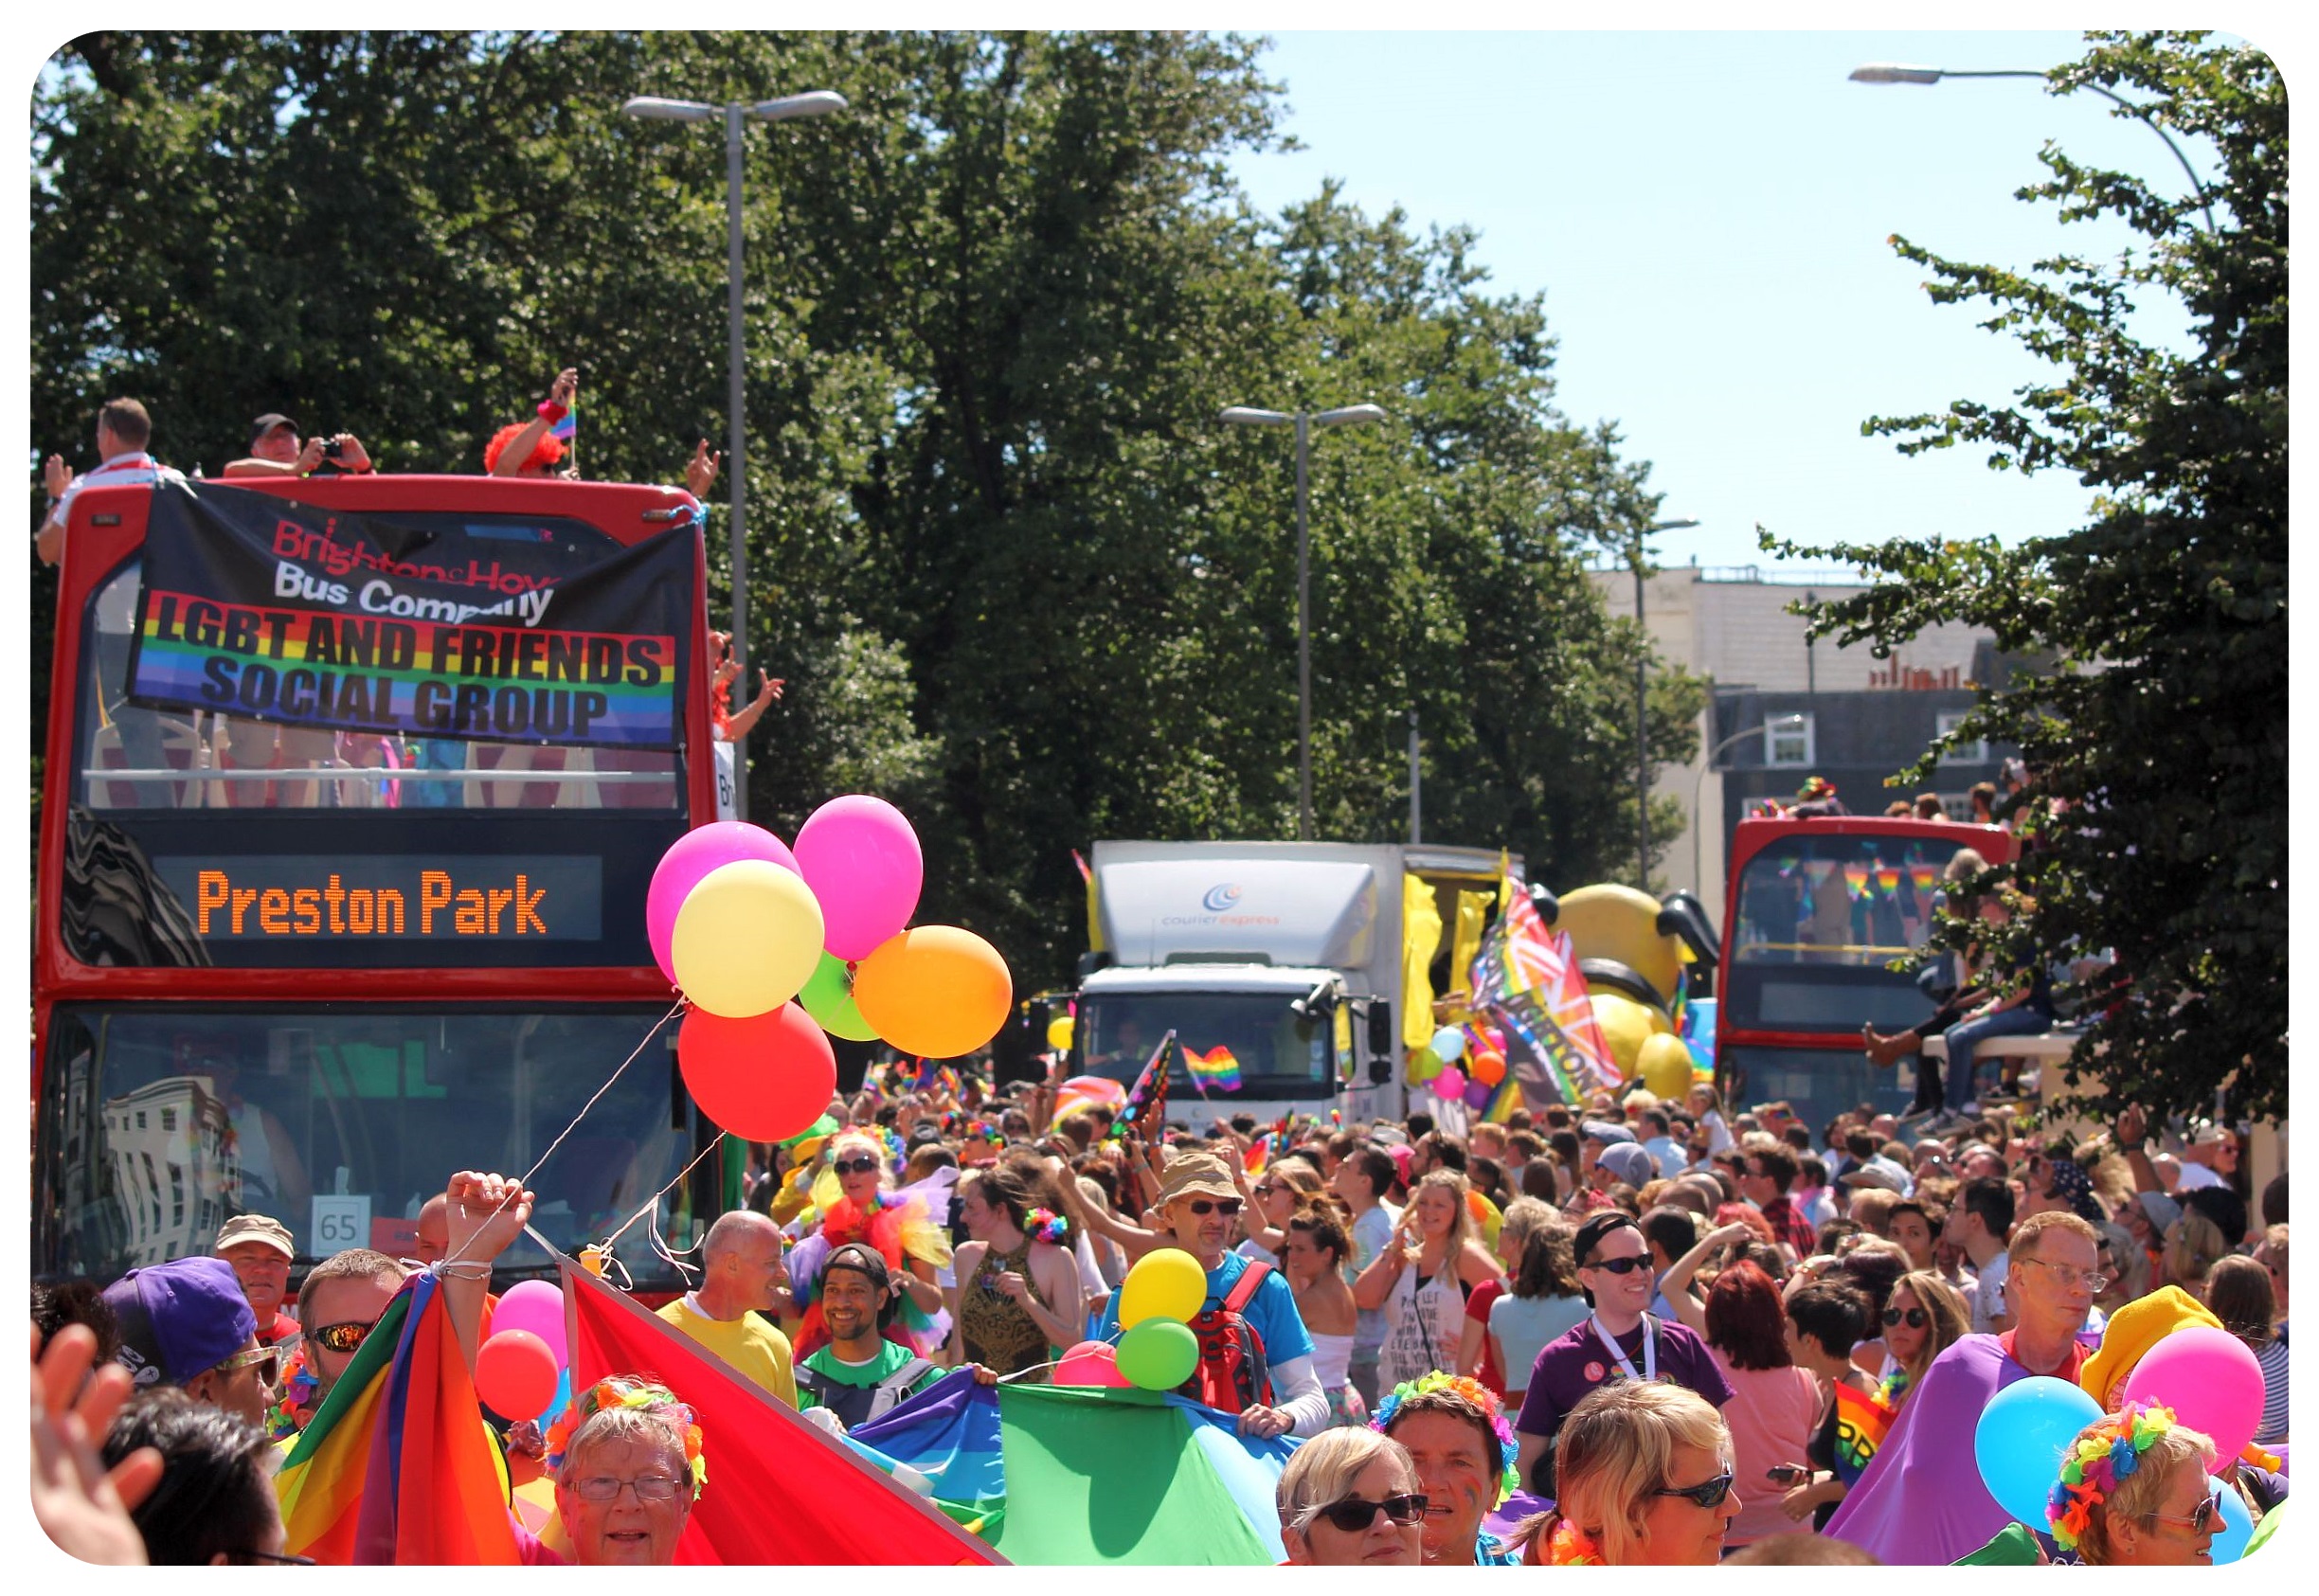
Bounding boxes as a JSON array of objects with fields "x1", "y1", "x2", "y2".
[
  {"x1": 1370, "y1": 1372, "x2": 1521, "y2": 1501},
  {"x1": 545, "y1": 1376, "x2": 708, "y2": 1501},
  {"x1": 2046, "y1": 1400, "x2": 2174, "y2": 1551},
  {"x1": 1545, "y1": 1519, "x2": 1604, "y2": 1566},
  {"x1": 1022, "y1": 1206, "x2": 1069, "y2": 1246}
]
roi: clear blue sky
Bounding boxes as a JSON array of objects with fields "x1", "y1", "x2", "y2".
[{"x1": 1226, "y1": 30, "x2": 2233, "y2": 573}]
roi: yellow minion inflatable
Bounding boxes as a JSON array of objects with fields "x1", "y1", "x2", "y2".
[{"x1": 1541, "y1": 884, "x2": 1718, "y2": 1098}]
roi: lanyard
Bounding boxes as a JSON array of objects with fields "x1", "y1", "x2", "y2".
[{"x1": 1590, "y1": 1312, "x2": 1656, "y2": 1383}]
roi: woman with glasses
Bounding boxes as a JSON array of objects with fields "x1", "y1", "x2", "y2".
[
  {"x1": 1545, "y1": 1381, "x2": 1740, "y2": 1565},
  {"x1": 783, "y1": 1132, "x2": 952, "y2": 1360},
  {"x1": 531, "y1": 1379, "x2": 706, "y2": 1566},
  {"x1": 1872, "y1": 1270, "x2": 1968, "y2": 1413},
  {"x1": 2047, "y1": 1403, "x2": 2220, "y2": 1566},
  {"x1": 1355, "y1": 1170, "x2": 1501, "y2": 1391},
  {"x1": 1236, "y1": 1159, "x2": 1324, "y2": 1267},
  {"x1": 1275, "y1": 1426, "x2": 1426, "y2": 1565}
]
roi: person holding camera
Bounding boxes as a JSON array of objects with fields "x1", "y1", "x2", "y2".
[{"x1": 223, "y1": 413, "x2": 373, "y2": 477}]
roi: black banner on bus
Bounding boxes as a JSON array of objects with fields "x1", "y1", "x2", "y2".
[{"x1": 126, "y1": 481, "x2": 691, "y2": 749}]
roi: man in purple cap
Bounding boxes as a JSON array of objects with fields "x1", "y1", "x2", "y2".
[{"x1": 101, "y1": 1257, "x2": 277, "y2": 1428}]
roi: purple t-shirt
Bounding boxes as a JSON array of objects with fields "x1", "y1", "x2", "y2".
[{"x1": 1511, "y1": 1313, "x2": 1735, "y2": 1493}]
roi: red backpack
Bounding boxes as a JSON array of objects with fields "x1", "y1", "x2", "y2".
[{"x1": 1180, "y1": 1259, "x2": 1275, "y2": 1412}]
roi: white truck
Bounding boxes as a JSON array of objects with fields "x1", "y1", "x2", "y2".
[{"x1": 1068, "y1": 840, "x2": 1511, "y2": 1130}]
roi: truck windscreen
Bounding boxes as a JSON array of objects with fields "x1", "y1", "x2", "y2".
[{"x1": 1077, "y1": 993, "x2": 1339, "y2": 1100}]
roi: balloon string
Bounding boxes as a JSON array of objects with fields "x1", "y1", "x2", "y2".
[
  {"x1": 597, "y1": 1135, "x2": 724, "y2": 1260},
  {"x1": 436, "y1": 999, "x2": 685, "y2": 1274}
]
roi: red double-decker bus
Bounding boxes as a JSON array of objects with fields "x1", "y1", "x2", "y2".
[
  {"x1": 33, "y1": 472, "x2": 728, "y2": 1291},
  {"x1": 1714, "y1": 814, "x2": 2019, "y2": 1134}
]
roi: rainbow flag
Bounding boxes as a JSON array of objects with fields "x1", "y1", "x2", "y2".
[
  {"x1": 275, "y1": 1271, "x2": 517, "y2": 1565},
  {"x1": 1469, "y1": 859, "x2": 1618, "y2": 1105},
  {"x1": 1832, "y1": 1379, "x2": 1897, "y2": 1484},
  {"x1": 1183, "y1": 1045, "x2": 1242, "y2": 1093}
]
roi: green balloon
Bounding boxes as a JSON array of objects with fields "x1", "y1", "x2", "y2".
[
  {"x1": 1115, "y1": 1318, "x2": 1199, "y2": 1391},
  {"x1": 799, "y1": 952, "x2": 879, "y2": 1042}
]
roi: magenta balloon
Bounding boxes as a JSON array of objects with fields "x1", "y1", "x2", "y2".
[
  {"x1": 646, "y1": 822, "x2": 800, "y2": 983},
  {"x1": 2119, "y1": 1325, "x2": 2265, "y2": 1460},
  {"x1": 491, "y1": 1278, "x2": 568, "y2": 1367},
  {"x1": 792, "y1": 796, "x2": 924, "y2": 960},
  {"x1": 1054, "y1": 1340, "x2": 1131, "y2": 1389}
]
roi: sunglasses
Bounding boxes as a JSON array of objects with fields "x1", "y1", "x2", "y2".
[
  {"x1": 832, "y1": 1155, "x2": 881, "y2": 1175},
  {"x1": 1654, "y1": 1471, "x2": 1737, "y2": 1511},
  {"x1": 1584, "y1": 1255, "x2": 1649, "y2": 1275},
  {"x1": 305, "y1": 1319, "x2": 378, "y2": 1356},
  {"x1": 2146, "y1": 1490, "x2": 2226, "y2": 1536},
  {"x1": 1881, "y1": 1307, "x2": 1929, "y2": 1329},
  {"x1": 1309, "y1": 1493, "x2": 1429, "y2": 1533},
  {"x1": 210, "y1": 1345, "x2": 281, "y2": 1385},
  {"x1": 1185, "y1": 1198, "x2": 1244, "y2": 1216}
]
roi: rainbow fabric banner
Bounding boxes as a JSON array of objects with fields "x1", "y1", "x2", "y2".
[
  {"x1": 1183, "y1": 1045, "x2": 1242, "y2": 1092},
  {"x1": 127, "y1": 480, "x2": 691, "y2": 748},
  {"x1": 1833, "y1": 1378, "x2": 1897, "y2": 1484},
  {"x1": 1469, "y1": 859, "x2": 1619, "y2": 1105}
]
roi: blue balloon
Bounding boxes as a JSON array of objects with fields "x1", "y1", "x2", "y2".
[
  {"x1": 1430, "y1": 1026, "x2": 1467, "y2": 1064},
  {"x1": 1973, "y1": 1375, "x2": 2105, "y2": 1527},
  {"x1": 2207, "y1": 1474, "x2": 2254, "y2": 1564}
]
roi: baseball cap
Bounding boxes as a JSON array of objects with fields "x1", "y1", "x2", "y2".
[
  {"x1": 1841, "y1": 1159, "x2": 1910, "y2": 1194},
  {"x1": 215, "y1": 1213, "x2": 295, "y2": 1259},
  {"x1": 1596, "y1": 1142, "x2": 1657, "y2": 1189},
  {"x1": 102, "y1": 1257, "x2": 257, "y2": 1389},
  {"x1": 1580, "y1": 1120, "x2": 1637, "y2": 1146},
  {"x1": 1572, "y1": 1212, "x2": 1644, "y2": 1298},
  {"x1": 822, "y1": 1243, "x2": 899, "y2": 1329},
  {"x1": 249, "y1": 413, "x2": 298, "y2": 448},
  {"x1": 2135, "y1": 1190, "x2": 2184, "y2": 1232}
]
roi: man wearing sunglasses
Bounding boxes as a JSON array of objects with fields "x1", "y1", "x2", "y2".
[
  {"x1": 100, "y1": 1257, "x2": 279, "y2": 1429},
  {"x1": 294, "y1": 1248, "x2": 407, "y2": 1413},
  {"x1": 1511, "y1": 1212, "x2": 1732, "y2": 1497}
]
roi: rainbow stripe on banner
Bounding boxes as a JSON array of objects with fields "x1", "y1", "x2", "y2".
[
  {"x1": 133, "y1": 588, "x2": 677, "y2": 747},
  {"x1": 1183, "y1": 1045, "x2": 1242, "y2": 1092}
]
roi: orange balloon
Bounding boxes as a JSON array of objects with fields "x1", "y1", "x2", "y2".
[
  {"x1": 1470, "y1": 1049, "x2": 1507, "y2": 1086},
  {"x1": 853, "y1": 924, "x2": 1014, "y2": 1059}
]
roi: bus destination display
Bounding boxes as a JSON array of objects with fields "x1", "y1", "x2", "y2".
[{"x1": 151, "y1": 855, "x2": 602, "y2": 941}]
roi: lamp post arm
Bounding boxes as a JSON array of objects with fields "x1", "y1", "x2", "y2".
[{"x1": 1938, "y1": 69, "x2": 2218, "y2": 235}]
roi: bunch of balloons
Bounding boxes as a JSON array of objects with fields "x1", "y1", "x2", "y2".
[
  {"x1": 649, "y1": 797, "x2": 1014, "y2": 1143},
  {"x1": 1054, "y1": 1248, "x2": 1210, "y2": 1391},
  {"x1": 1425, "y1": 1023, "x2": 1505, "y2": 1111},
  {"x1": 474, "y1": 1278, "x2": 571, "y2": 1426}
]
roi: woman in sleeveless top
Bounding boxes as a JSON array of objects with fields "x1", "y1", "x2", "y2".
[
  {"x1": 947, "y1": 1165, "x2": 1086, "y2": 1379},
  {"x1": 1283, "y1": 1205, "x2": 1368, "y2": 1426},
  {"x1": 1355, "y1": 1170, "x2": 1502, "y2": 1390}
]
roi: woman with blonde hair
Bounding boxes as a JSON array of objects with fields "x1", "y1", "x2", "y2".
[
  {"x1": 783, "y1": 1130, "x2": 951, "y2": 1359},
  {"x1": 2046, "y1": 1403, "x2": 2220, "y2": 1566},
  {"x1": 1355, "y1": 1169, "x2": 1501, "y2": 1390},
  {"x1": 1458, "y1": 1194, "x2": 1556, "y2": 1396},
  {"x1": 1873, "y1": 1269, "x2": 1969, "y2": 1411},
  {"x1": 1546, "y1": 1381, "x2": 1740, "y2": 1565},
  {"x1": 1275, "y1": 1426, "x2": 1426, "y2": 1566}
]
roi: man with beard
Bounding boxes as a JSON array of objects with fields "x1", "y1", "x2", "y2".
[{"x1": 793, "y1": 1245, "x2": 954, "y2": 1431}]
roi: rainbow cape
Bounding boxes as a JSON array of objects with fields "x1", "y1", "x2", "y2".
[{"x1": 274, "y1": 1270, "x2": 517, "y2": 1565}]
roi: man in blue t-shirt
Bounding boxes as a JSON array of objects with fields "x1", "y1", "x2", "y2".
[{"x1": 1093, "y1": 1150, "x2": 1329, "y2": 1439}]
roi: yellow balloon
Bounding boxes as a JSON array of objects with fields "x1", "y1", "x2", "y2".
[
  {"x1": 1046, "y1": 1013, "x2": 1074, "y2": 1052},
  {"x1": 670, "y1": 858, "x2": 826, "y2": 1017},
  {"x1": 1118, "y1": 1246, "x2": 1207, "y2": 1329},
  {"x1": 1639, "y1": 1032, "x2": 1697, "y2": 1102}
]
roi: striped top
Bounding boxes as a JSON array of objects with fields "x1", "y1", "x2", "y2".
[{"x1": 2254, "y1": 1325, "x2": 2290, "y2": 1445}]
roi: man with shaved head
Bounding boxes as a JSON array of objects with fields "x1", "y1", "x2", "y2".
[{"x1": 655, "y1": 1210, "x2": 798, "y2": 1405}]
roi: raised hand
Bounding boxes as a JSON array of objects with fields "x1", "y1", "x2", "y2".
[{"x1": 441, "y1": 1170, "x2": 536, "y2": 1268}]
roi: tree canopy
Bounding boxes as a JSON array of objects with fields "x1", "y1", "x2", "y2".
[
  {"x1": 1766, "y1": 31, "x2": 2285, "y2": 1121},
  {"x1": 32, "y1": 29, "x2": 1700, "y2": 984}
]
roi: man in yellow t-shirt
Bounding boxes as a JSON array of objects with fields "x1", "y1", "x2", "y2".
[{"x1": 655, "y1": 1211, "x2": 798, "y2": 1407}]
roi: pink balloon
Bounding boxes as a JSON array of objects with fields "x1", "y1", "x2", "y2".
[
  {"x1": 491, "y1": 1278, "x2": 568, "y2": 1367},
  {"x1": 2119, "y1": 1326, "x2": 2265, "y2": 1460},
  {"x1": 647, "y1": 822, "x2": 800, "y2": 983},
  {"x1": 1054, "y1": 1340, "x2": 1131, "y2": 1388},
  {"x1": 792, "y1": 796, "x2": 924, "y2": 960},
  {"x1": 1435, "y1": 1067, "x2": 1467, "y2": 1099}
]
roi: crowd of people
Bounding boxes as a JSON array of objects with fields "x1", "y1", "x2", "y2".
[{"x1": 31, "y1": 1047, "x2": 2287, "y2": 1567}]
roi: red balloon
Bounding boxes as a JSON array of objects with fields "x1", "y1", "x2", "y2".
[
  {"x1": 476, "y1": 1329, "x2": 559, "y2": 1420},
  {"x1": 678, "y1": 1002, "x2": 837, "y2": 1141}
]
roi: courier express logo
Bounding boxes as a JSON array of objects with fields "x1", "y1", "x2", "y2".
[{"x1": 1161, "y1": 881, "x2": 1281, "y2": 930}]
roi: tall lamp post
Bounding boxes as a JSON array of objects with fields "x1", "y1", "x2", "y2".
[
  {"x1": 1218, "y1": 403, "x2": 1388, "y2": 840},
  {"x1": 1631, "y1": 517, "x2": 1698, "y2": 890},
  {"x1": 1847, "y1": 63, "x2": 2218, "y2": 234},
  {"x1": 1692, "y1": 713, "x2": 1806, "y2": 904},
  {"x1": 622, "y1": 89, "x2": 846, "y2": 817}
]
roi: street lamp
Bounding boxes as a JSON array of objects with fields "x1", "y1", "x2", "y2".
[
  {"x1": 622, "y1": 89, "x2": 847, "y2": 817},
  {"x1": 1846, "y1": 63, "x2": 2218, "y2": 234},
  {"x1": 1218, "y1": 402, "x2": 1388, "y2": 839},
  {"x1": 1692, "y1": 713, "x2": 1806, "y2": 904},
  {"x1": 1631, "y1": 517, "x2": 1699, "y2": 890}
]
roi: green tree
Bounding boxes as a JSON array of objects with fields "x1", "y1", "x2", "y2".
[{"x1": 1765, "y1": 31, "x2": 2284, "y2": 1121}]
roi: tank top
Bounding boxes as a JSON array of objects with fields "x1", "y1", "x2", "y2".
[
  {"x1": 1379, "y1": 1259, "x2": 1465, "y2": 1387},
  {"x1": 959, "y1": 1237, "x2": 1053, "y2": 1378}
]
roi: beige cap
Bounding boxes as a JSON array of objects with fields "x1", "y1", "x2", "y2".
[
  {"x1": 215, "y1": 1213, "x2": 295, "y2": 1258},
  {"x1": 1157, "y1": 1152, "x2": 1240, "y2": 1206}
]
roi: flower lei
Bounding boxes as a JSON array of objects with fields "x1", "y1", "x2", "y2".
[
  {"x1": 1545, "y1": 1519, "x2": 1605, "y2": 1566},
  {"x1": 1370, "y1": 1372, "x2": 1520, "y2": 1501},
  {"x1": 2046, "y1": 1400, "x2": 2173, "y2": 1551},
  {"x1": 544, "y1": 1376, "x2": 708, "y2": 1501},
  {"x1": 1023, "y1": 1206, "x2": 1069, "y2": 1246}
]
